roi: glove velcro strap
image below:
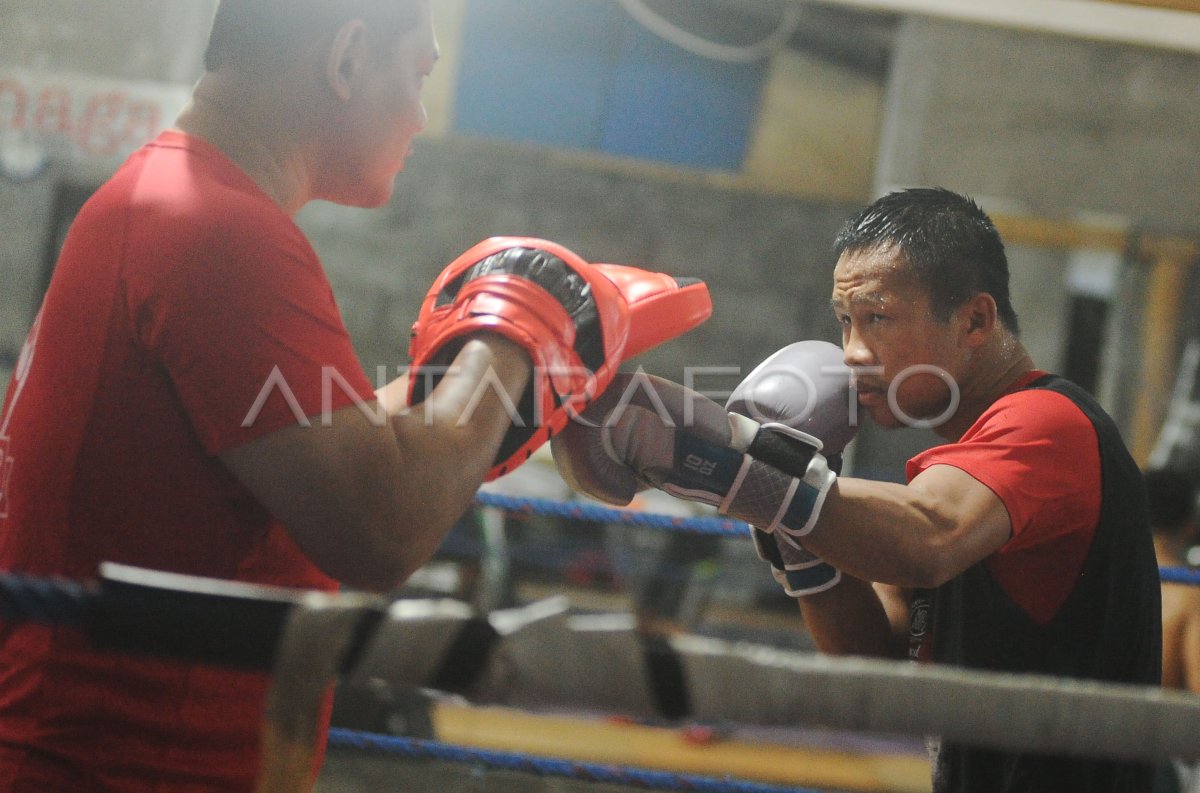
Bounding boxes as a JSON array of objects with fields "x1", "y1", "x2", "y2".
[
  {"x1": 755, "y1": 527, "x2": 842, "y2": 597},
  {"x1": 776, "y1": 532, "x2": 841, "y2": 596},
  {"x1": 775, "y1": 564, "x2": 842, "y2": 597},
  {"x1": 746, "y1": 422, "x2": 822, "y2": 474},
  {"x1": 774, "y1": 455, "x2": 835, "y2": 537},
  {"x1": 658, "y1": 431, "x2": 747, "y2": 509},
  {"x1": 750, "y1": 526, "x2": 786, "y2": 568},
  {"x1": 739, "y1": 423, "x2": 834, "y2": 536},
  {"x1": 721, "y1": 455, "x2": 833, "y2": 537}
]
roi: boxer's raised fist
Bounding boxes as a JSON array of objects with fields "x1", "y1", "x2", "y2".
[
  {"x1": 551, "y1": 372, "x2": 837, "y2": 539},
  {"x1": 728, "y1": 341, "x2": 856, "y2": 596}
]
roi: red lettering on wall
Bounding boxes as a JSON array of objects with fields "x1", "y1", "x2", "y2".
[
  {"x1": 0, "y1": 80, "x2": 28, "y2": 131},
  {"x1": 79, "y1": 90, "x2": 127, "y2": 157},
  {"x1": 123, "y1": 101, "x2": 161, "y2": 150},
  {"x1": 0, "y1": 74, "x2": 183, "y2": 163},
  {"x1": 33, "y1": 86, "x2": 72, "y2": 136}
]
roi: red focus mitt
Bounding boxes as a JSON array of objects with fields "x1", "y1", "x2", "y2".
[{"x1": 408, "y1": 237, "x2": 712, "y2": 480}]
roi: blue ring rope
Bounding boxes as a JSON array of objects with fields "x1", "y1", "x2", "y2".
[
  {"x1": 475, "y1": 492, "x2": 748, "y2": 536},
  {"x1": 0, "y1": 487, "x2": 1193, "y2": 629},
  {"x1": 327, "y1": 728, "x2": 829, "y2": 793},
  {"x1": 1159, "y1": 565, "x2": 1200, "y2": 585},
  {"x1": 475, "y1": 491, "x2": 1200, "y2": 587}
]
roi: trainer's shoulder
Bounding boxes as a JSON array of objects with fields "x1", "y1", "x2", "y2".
[
  {"x1": 110, "y1": 159, "x2": 314, "y2": 309},
  {"x1": 117, "y1": 136, "x2": 296, "y2": 244}
]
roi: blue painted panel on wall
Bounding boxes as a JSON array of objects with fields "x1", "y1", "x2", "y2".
[
  {"x1": 600, "y1": 14, "x2": 766, "y2": 172},
  {"x1": 455, "y1": 0, "x2": 766, "y2": 172},
  {"x1": 454, "y1": 0, "x2": 619, "y2": 150}
]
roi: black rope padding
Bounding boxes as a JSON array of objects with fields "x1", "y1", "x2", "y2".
[
  {"x1": 89, "y1": 569, "x2": 298, "y2": 670},
  {"x1": 429, "y1": 616, "x2": 501, "y2": 695},
  {"x1": 641, "y1": 633, "x2": 691, "y2": 721}
]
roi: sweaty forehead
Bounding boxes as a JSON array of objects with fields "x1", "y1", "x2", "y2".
[{"x1": 831, "y1": 248, "x2": 917, "y2": 307}]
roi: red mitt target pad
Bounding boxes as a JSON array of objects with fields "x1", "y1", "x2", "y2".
[{"x1": 408, "y1": 237, "x2": 712, "y2": 480}]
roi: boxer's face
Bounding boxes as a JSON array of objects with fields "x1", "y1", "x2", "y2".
[
  {"x1": 317, "y1": 3, "x2": 438, "y2": 207},
  {"x1": 832, "y1": 244, "x2": 967, "y2": 430}
]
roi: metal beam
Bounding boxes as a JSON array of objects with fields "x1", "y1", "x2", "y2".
[
  {"x1": 1101, "y1": 0, "x2": 1200, "y2": 12},
  {"x1": 806, "y1": 0, "x2": 1200, "y2": 54}
]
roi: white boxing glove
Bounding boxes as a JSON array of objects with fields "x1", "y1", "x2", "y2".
[{"x1": 728, "y1": 341, "x2": 856, "y2": 596}]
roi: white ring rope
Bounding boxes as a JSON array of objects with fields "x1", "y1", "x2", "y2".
[
  {"x1": 351, "y1": 598, "x2": 1200, "y2": 764},
  {"x1": 615, "y1": 0, "x2": 805, "y2": 63},
  {"x1": 707, "y1": 642, "x2": 1200, "y2": 763}
]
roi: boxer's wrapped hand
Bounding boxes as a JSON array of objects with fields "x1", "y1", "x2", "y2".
[
  {"x1": 408, "y1": 237, "x2": 711, "y2": 480},
  {"x1": 728, "y1": 341, "x2": 856, "y2": 596},
  {"x1": 551, "y1": 371, "x2": 837, "y2": 537},
  {"x1": 751, "y1": 526, "x2": 842, "y2": 596}
]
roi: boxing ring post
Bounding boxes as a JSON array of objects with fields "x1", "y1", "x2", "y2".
[{"x1": 256, "y1": 591, "x2": 384, "y2": 793}]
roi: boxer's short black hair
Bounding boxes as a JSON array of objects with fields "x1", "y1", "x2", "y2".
[
  {"x1": 833, "y1": 187, "x2": 1020, "y2": 335},
  {"x1": 204, "y1": 0, "x2": 423, "y2": 71}
]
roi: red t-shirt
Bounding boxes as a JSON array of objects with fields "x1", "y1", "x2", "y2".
[
  {"x1": 0, "y1": 131, "x2": 374, "y2": 790},
  {"x1": 906, "y1": 371, "x2": 1102, "y2": 625}
]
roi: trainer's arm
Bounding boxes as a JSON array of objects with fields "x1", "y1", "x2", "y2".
[
  {"x1": 801, "y1": 464, "x2": 1012, "y2": 589},
  {"x1": 220, "y1": 334, "x2": 529, "y2": 592}
]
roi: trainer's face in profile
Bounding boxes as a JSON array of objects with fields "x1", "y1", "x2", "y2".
[
  {"x1": 321, "y1": 2, "x2": 438, "y2": 207},
  {"x1": 832, "y1": 245, "x2": 963, "y2": 429}
]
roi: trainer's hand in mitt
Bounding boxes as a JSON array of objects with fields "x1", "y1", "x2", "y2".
[{"x1": 408, "y1": 237, "x2": 712, "y2": 480}]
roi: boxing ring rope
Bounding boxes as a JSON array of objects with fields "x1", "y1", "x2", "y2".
[
  {"x1": 473, "y1": 491, "x2": 748, "y2": 535},
  {"x1": 1, "y1": 495, "x2": 1199, "y2": 791},
  {"x1": 472, "y1": 490, "x2": 1200, "y2": 585},
  {"x1": 327, "y1": 727, "x2": 821, "y2": 793}
]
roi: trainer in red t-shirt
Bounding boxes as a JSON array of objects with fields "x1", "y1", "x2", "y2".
[{"x1": 0, "y1": 131, "x2": 374, "y2": 791}]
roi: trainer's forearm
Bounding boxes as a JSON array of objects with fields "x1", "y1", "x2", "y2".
[{"x1": 380, "y1": 335, "x2": 530, "y2": 579}]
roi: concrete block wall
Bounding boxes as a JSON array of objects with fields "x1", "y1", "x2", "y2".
[
  {"x1": 2, "y1": 0, "x2": 214, "y2": 84},
  {"x1": 298, "y1": 135, "x2": 856, "y2": 388},
  {"x1": 878, "y1": 16, "x2": 1200, "y2": 233}
]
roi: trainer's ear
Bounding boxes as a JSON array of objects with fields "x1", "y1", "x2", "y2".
[{"x1": 326, "y1": 19, "x2": 369, "y2": 101}]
